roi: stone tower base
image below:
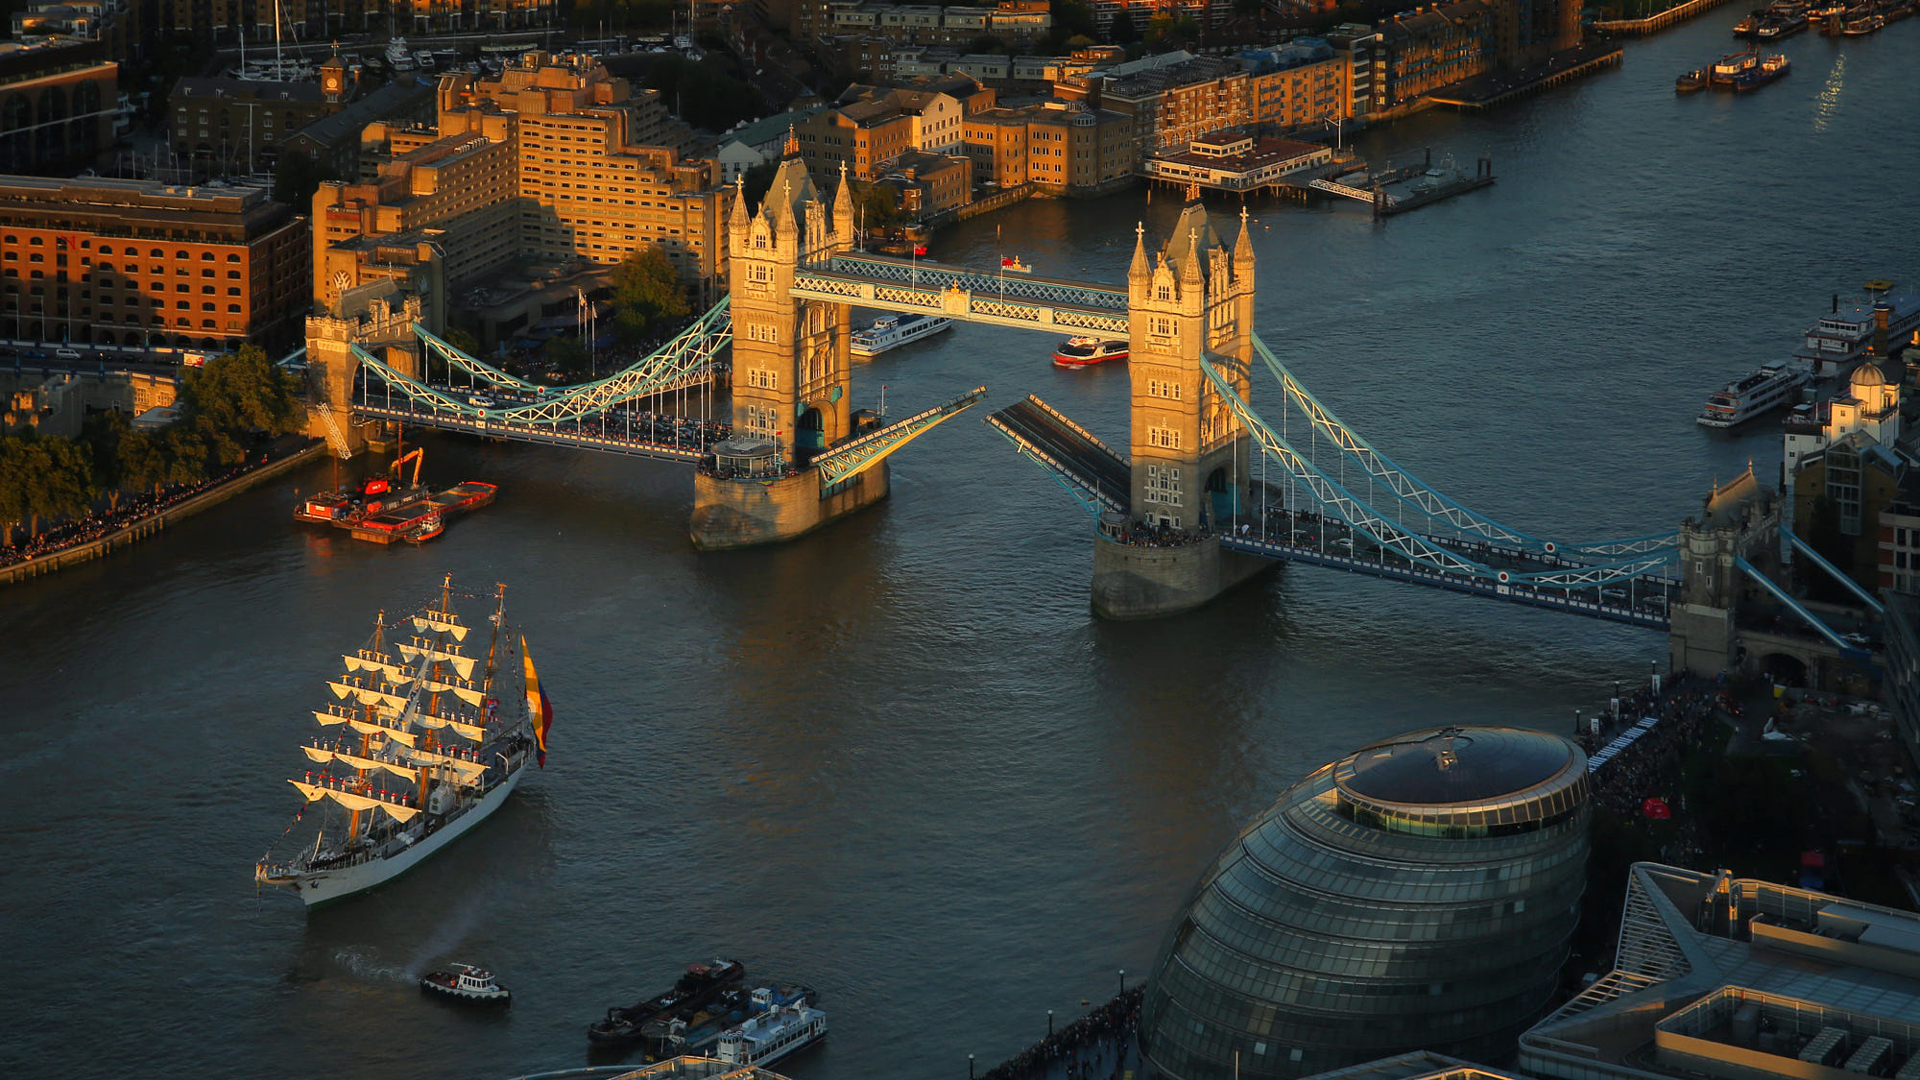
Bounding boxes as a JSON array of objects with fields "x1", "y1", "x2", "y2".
[
  {"x1": 690, "y1": 462, "x2": 890, "y2": 550},
  {"x1": 1091, "y1": 533, "x2": 1275, "y2": 620}
]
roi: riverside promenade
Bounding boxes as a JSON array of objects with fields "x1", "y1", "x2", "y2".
[{"x1": 0, "y1": 437, "x2": 323, "y2": 586}]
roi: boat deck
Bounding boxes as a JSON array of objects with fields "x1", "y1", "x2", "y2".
[{"x1": 351, "y1": 482, "x2": 498, "y2": 544}]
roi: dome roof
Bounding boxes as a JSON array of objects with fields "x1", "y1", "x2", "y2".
[
  {"x1": 1338, "y1": 726, "x2": 1577, "y2": 805},
  {"x1": 1852, "y1": 363, "x2": 1887, "y2": 388},
  {"x1": 1137, "y1": 726, "x2": 1591, "y2": 1080}
]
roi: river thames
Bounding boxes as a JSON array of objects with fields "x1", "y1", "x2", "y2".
[{"x1": 3, "y1": 16, "x2": 1918, "y2": 1080}]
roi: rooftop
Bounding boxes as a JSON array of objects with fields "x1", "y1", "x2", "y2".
[{"x1": 1337, "y1": 727, "x2": 1580, "y2": 806}]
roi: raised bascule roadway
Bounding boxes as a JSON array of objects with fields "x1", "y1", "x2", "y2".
[{"x1": 297, "y1": 161, "x2": 1874, "y2": 678}]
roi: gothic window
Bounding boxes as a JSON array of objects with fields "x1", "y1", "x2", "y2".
[
  {"x1": 1144, "y1": 464, "x2": 1183, "y2": 507},
  {"x1": 1156, "y1": 285, "x2": 1172, "y2": 301},
  {"x1": 1148, "y1": 425, "x2": 1181, "y2": 450},
  {"x1": 1148, "y1": 379, "x2": 1182, "y2": 401},
  {"x1": 1150, "y1": 316, "x2": 1174, "y2": 340}
]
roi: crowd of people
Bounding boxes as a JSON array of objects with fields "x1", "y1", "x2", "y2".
[
  {"x1": 1579, "y1": 671, "x2": 1718, "y2": 822},
  {"x1": 981, "y1": 987, "x2": 1142, "y2": 1080},
  {"x1": 0, "y1": 451, "x2": 279, "y2": 569}
]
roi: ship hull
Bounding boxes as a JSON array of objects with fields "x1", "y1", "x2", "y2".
[{"x1": 278, "y1": 766, "x2": 525, "y2": 907}]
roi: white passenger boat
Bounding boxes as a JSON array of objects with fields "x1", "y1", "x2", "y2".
[
  {"x1": 1052, "y1": 336, "x2": 1129, "y2": 368},
  {"x1": 420, "y1": 963, "x2": 512, "y2": 1004},
  {"x1": 1698, "y1": 361, "x2": 1809, "y2": 427},
  {"x1": 849, "y1": 313, "x2": 952, "y2": 358},
  {"x1": 1793, "y1": 282, "x2": 1920, "y2": 377},
  {"x1": 713, "y1": 987, "x2": 827, "y2": 1068}
]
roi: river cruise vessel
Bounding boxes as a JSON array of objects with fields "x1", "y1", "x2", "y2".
[
  {"x1": 713, "y1": 988, "x2": 828, "y2": 1068},
  {"x1": 1698, "y1": 362, "x2": 1809, "y2": 427},
  {"x1": 1052, "y1": 337, "x2": 1129, "y2": 367},
  {"x1": 849, "y1": 313, "x2": 953, "y2": 358},
  {"x1": 1794, "y1": 283, "x2": 1920, "y2": 376}
]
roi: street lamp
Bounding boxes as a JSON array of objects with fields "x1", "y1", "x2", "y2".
[
  {"x1": 1119, "y1": 969, "x2": 1126, "y2": 996},
  {"x1": 969, "y1": 1055, "x2": 975, "y2": 1080},
  {"x1": 1048, "y1": 1009, "x2": 1053, "y2": 1036}
]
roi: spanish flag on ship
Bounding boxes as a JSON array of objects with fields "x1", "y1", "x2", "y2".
[{"x1": 522, "y1": 636, "x2": 553, "y2": 768}]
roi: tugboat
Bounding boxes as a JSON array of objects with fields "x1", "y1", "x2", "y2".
[
  {"x1": 1052, "y1": 336, "x2": 1129, "y2": 367},
  {"x1": 587, "y1": 959, "x2": 746, "y2": 1045},
  {"x1": 421, "y1": 964, "x2": 512, "y2": 1005},
  {"x1": 1675, "y1": 67, "x2": 1710, "y2": 93}
]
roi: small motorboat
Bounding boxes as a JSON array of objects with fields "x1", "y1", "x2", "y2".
[
  {"x1": 402, "y1": 513, "x2": 444, "y2": 544},
  {"x1": 421, "y1": 963, "x2": 512, "y2": 1004}
]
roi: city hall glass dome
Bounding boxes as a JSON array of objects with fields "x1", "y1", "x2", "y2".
[{"x1": 1138, "y1": 726, "x2": 1591, "y2": 1080}]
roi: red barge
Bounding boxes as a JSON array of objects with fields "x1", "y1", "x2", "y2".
[{"x1": 349, "y1": 482, "x2": 497, "y2": 544}]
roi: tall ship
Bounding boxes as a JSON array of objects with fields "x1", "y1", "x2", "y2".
[
  {"x1": 849, "y1": 313, "x2": 953, "y2": 358},
  {"x1": 254, "y1": 576, "x2": 554, "y2": 907},
  {"x1": 1794, "y1": 282, "x2": 1920, "y2": 376},
  {"x1": 1698, "y1": 361, "x2": 1809, "y2": 427}
]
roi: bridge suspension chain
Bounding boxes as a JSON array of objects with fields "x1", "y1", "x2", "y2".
[
  {"x1": 1248, "y1": 334, "x2": 1677, "y2": 558},
  {"x1": 355, "y1": 299, "x2": 732, "y2": 425},
  {"x1": 1204, "y1": 360, "x2": 1677, "y2": 589}
]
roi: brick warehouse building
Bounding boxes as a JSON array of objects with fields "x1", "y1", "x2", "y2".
[
  {"x1": 0, "y1": 38, "x2": 121, "y2": 175},
  {"x1": 0, "y1": 176, "x2": 310, "y2": 353}
]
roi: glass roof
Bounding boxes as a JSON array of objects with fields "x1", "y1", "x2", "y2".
[{"x1": 1338, "y1": 727, "x2": 1577, "y2": 807}]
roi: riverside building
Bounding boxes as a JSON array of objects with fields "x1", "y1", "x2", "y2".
[
  {"x1": 1138, "y1": 726, "x2": 1591, "y2": 1080},
  {"x1": 0, "y1": 175, "x2": 310, "y2": 352}
]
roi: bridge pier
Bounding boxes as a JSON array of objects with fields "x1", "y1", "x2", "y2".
[
  {"x1": 1091, "y1": 532, "x2": 1274, "y2": 620},
  {"x1": 690, "y1": 461, "x2": 890, "y2": 550}
]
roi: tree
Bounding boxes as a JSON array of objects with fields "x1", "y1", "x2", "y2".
[
  {"x1": 639, "y1": 55, "x2": 763, "y2": 132},
  {"x1": 741, "y1": 158, "x2": 781, "y2": 210},
  {"x1": 178, "y1": 344, "x2": 304, "y2": 466},
  {"x1": 543, "y1": 336, "x2": 592, "y2": 379},
  {"x1": 119, "y1": 428, "x2": 173, "y2": 499},
  {"x1": 1176, "y1": 14, "x2": 1201, "y2": 40},
  {"x1": 857, "y1": 181, "x2": 906, "y2": 230},
  {"x1": 1110, "y1": 7, "x2": 1139, "y2": 43},
  {"x1": 969, "y1": 34, "x2": 1007, "y2": 53},
  {"x1": 1052, "y1": 0, "x2": 1097, "y2": 37},
  {"x1": 0, "y1": 436, "x2": 30, "y2": 547},
  {"x1": 1065, "y1": 33, "x2": 1098, "y2": 48},
  {"x1": 81, "y1": 410, "x2": 131, "y2": 512},
  {"x1": 273, "y1": 148, "x2": 339, "y2": 208},
  {"x1": 0, "y1": 433, "x2": 93, "y2": 541},
  {"x1": 444, "y1": 326, "x2": 482, "y2": 358},
  {"x1": 611, "y1": 247, "x2": 691, "y2": 339}
]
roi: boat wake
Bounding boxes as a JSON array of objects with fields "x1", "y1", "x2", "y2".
[
  {"x1": 402, "y1": 891, "x2": 491, "y2": 978},
  {"x1": 333, "y1": 945, "x2": 413, "y2": 985}
]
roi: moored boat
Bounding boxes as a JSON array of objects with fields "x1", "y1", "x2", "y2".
[
  {"x1": 587, "y1": 959, "x2": 746, "y2": 1045},
  {"x1": 1698, "y1": 362, "x2": 1809, "y2": 428},
  {"x1": 1731, "y1": 53, "x2": 1791, "y2": 91},
  {"x1": 1754, "y1": 11, "x2": 1809, "y2": 35},
  {"x1": 253, "y1": 576, "x2": 554, "y2": 907},
  {"x1": 713, "y1": 987, "x2": 828, "y2": 1068},
  {"x1": 1732, "y1": 11, "x2": 1761, "y2": 34},
  {"x1": 1794, "y1": 281, "x2": 1920, "y2": 376},
  {"x1": 421, "y1": 963, "x2": 512, "y2": 1004},
  {"x1": 849, "y1": 313, "x2": 953, "y2": 358},
  {"x1": 402, "y1": 513, "x2": 445, "y2": 544},
  {"x1": 1675, "y1": 67, "x2": 1710, "y2": 93},
  {"x1": 1052, "y1": 336, "x2": 1129, "y2": 367},
  {"x1": 1710, "y1": 50, "x2": 1759, "y2": 86}
]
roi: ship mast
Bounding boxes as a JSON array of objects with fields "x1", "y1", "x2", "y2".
[{"x1": 342, "y1": 608, "x2": 386, "y2": 846}]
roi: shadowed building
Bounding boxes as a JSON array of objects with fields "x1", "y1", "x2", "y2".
[{"x1": 1138, "y1": 726, "x2": 1591, "y2": 1080}]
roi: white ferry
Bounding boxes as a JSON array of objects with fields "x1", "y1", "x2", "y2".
[
  {"x1": 849, "y1": 313, "x2": 952, "y2": 358},
  {"x1": 1794, "y1": 282, "x2": 1920, "y2": 377},
  {"x1": 1698, "y1": 361, "x2": 1809, "y2": 427},
  {"x1": 713, "y1": 988, "x2": 827, "y2": 1068},
  {"x1": 1052, "y1": 336, "x2": 1129, "y2": 368}
]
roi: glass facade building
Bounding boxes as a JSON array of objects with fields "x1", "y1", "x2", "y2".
[{"x1": 1139, "y1": 726, "x2": 1591, "y2": 1080}]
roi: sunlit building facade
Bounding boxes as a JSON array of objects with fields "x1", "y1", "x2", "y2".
[{"x1": 1139, "y1": 726, "x2": 1591, "y2": 1080}]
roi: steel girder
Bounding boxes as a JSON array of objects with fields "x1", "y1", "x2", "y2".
[
  {"x1": 414, "y1": 325, "x2": 541, "y2": 393},
  {"x1": 815, "y1": 386, "x2": 987, "y2": 487},
  {"x1": 788, "y1": 272, "x2": 1131, "y2": 336},
  {"x1": 1248, "y1": 334, "x2": 1678, "y2": 558},
  {"x1": 1202, "y1": 358, "x2": 1677, "y2": 589},
  {"x1": 817, "y1": 254, "x2": 1128, "y2": 311},
  {"x1": 354, "y1": 300, "x2": 731, "y2": 423}
]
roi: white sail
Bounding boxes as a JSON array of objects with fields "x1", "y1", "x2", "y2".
[
  {"x1": 421, "y1": 677, "x2": 485, "y2": 706},
  {"x1": 348, "y1": 718, "x2": 416, "y2": 746},
  {"x1": 300, "y1": 744, "x2": 419, "y2": 782},
  {"x1": 411, "y1": 613, "x2": 469, "y2": 641},
  {"x1": 394, "y1": 745, "x2": 488, "y2": 783},
  {"x1": 289, "y1": 780, "x2": 422, "y2": 823},
  {"x1": 415, "y1": 713, "x2": 488, "y2": 742},
  {"x1": 395, "y1": 641, "x2": 477, "y2": 680},
  {"x1": 314, "y1": 709, "x2": 353, "y2": 727},
  {"x1": 328, "y1": 679, "x2": 409, "y2": 711},
  {"x1": 343, "y1": 655, "x2": 410, "y2": 683}
]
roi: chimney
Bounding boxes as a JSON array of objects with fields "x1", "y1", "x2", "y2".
[{"x1": 1872, "y1": 300, "x2": 1891, "y2": 357}]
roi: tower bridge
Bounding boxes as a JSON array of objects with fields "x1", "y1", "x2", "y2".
[{"x1": 298, "y1": 154, "x2": 1879, "y2": 677}]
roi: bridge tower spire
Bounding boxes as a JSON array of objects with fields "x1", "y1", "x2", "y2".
[{"x1": 1092, "y1": 195, "x2": 1265, "y2": 617}]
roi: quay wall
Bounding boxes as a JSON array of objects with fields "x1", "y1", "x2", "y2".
[
  {"x1": 0, "y1": 440, "x2": 327, "y2": 587},
  {"x1": 1592, "y1": 0, "x2": 1737, "y2": 35}
]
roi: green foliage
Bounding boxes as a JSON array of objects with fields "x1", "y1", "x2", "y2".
[
  {"x1": 741, "y1": 159, "x2": 781, "y2": 209},
  {"x1": 81, "y1": 410, "x2": 131, "y2": 512},
  {"x1": 1109, "y1": 7, "x2": 1139, "y2": 43},
  {"x1": 1052, "y1": 0, "x2": 1097, "y2": 37},
  {"x1": 857, "y1": 181, "x2": 907, "y2": 230},
  {"x1": 969, "y1": 35, "x2": 1008, "y2": 54},
  {"x1": 543, "y1": 336, "x2": 592, "y2": 378},
  {"x1": 273, "y1": 148, "x2": 339, "y2": 208},
  {"x1": 178, "y1": 344, "x2": 305, "y2": 467},
  {"x1": 1175, "y1": 14, "x2": 1201, "y2": 39},
  {"x1": 444, "y1": 327, "x2": 482, "y2": 358},
  {"x1": 0, "y1": 431, "x2": 95, "y2": 542},
  {"x1": 640, "y1": 55, "x2": 763, "y2": 132},
  {"x1": 1065, "y1": 33, "x2": 1097, "y2": 48},
  {"x1": 1147, "y1": 13, "x2": 1177, "y2": 43},
  {"x1": 611, "y1": 246, "x2": 692, "y2": 339}
]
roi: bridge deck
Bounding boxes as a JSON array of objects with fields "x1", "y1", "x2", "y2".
[
  {"x1": 792, "y1": 254, "x2": 1130, "y2": 336},
  {"x1": 985, "y1": 395, "x2": 1130, "y2": 513},
  {"x1": 355, "y1": 403, "x2": 713, "y2": 462}
]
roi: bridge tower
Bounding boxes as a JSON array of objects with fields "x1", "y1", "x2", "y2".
[
  {"x1": 303, "y1": 293, "x2": 427, "y2": 458},
  {"x1": 691, "y1": 154, "x2": 882, "y2": 548},
  {"x1": 1671, "y1": 466, "x2": 1782, "y2": 675},
  {"x1": 1091, "y1": 193, "x2": 1272, "y2": 618}
]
